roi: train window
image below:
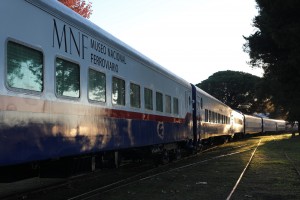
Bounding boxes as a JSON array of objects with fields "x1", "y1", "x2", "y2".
[
  {"x1": 130, "y1": 83, "x2": 140, "y2": 108},
  {"x1": 112, "y1": 77, "x2": 125, "y2": 105},
  {"x1": 156, "y1": 92, "x2": 163, "y2": 112},
  {"x1": 218, "y1": 114, "x2": 221, "y2": 124},
  {"x1": 200, "y1": 98, "x2": 203, "y2": 109},
  {"x1": 205, "y1": 109, "x2": 208, "y2": 122},
  {"x1": 144, "y1": 88, "x2": 153, "y2": 110},
  {"x1": 88, "y1": 69, "x2": 106, "y2": 102},
  {"x1": 56, "y1": 58, "x2": 80, "y2": 98},
  {"x1": 209, "y1": 110, "x2": 212, "y2": 122},
  {"x1": 7, "y1": 41, "x2": 43, "y2": 92},
  {"x1": 173, "y1": 98, "x2": 179, "y2": 115},
  {"x1": 165, "y1": 95, "x2": 171, "y2": 113}
]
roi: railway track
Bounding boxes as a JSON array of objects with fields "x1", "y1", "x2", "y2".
[
  {"x1": 3, "y1": 134, "x2": 298, "y2": 200},
  {"x1": 226, "y1": 139, "x2": 261, "y2": 200},
  {"x1": 66, "y1": 139, "x2": 258, "y2": 200},
  {"x1": 0, "y1": 137, "x2": 257, "y2": 200}
]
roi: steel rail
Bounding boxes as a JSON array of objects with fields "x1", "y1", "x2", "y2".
[
  {"x1": 226, "y1": 139, "x2": 262, "y2": 200},
  {"x1": 68, "y1": 144, "x2": 256, "y2": 200}
]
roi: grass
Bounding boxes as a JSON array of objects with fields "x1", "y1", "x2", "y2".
[
  {"x1": 232, "y1": 133, "x2": 300, "y2": 200},
  {"x1": 99, "y1": 133, "x2": 300, "y2": 200}
]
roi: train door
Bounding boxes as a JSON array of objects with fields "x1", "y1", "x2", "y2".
[
  {"x1": 191, "y1": 85, "x2": 198, "y2": 146},
  {"x1": 196, "y1": 95, "x2": 202, "y2": 140},
  {"x1": 185, "y1": 91, "x2": 192, "y2": 113}
]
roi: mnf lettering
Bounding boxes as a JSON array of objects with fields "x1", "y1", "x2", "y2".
[
  {"x1": 52, "y1": 19, "x2": 88, "y2": 59},
  {"x1": 52, "y1": 18, "x2": 126, "y2": 73}
]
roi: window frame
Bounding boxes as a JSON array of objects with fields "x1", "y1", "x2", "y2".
[
  {"x1": 165, "y1": 94, "x2": 172, "y2": 114},
  {"x1": 205, "y1": 109, "x2": 209, "y2": 122},
  {"x1": 55, "y1": 56, "x2": 81, "y2": 99},
  {"x1": 112, "y1": 76, "x2": 126, "y2": 106},
  {"x1": 156, "y1": 91, "x2": 163, "y2": 112},
  {"x1": 6, "y1": 39, "x2": 44, "y2": 94},
  {"x1": 173, "y1": 97, "x2": 179, "y2": 115},
  {"x1": 88, "y1": 68, "x2": 106, "y2": 104},
  {"x1": 144, "y1": 87, "x2": 153, "y2": 111},
  {"x1": 130, "y1": 82, "x2": 141, "y2": 109}
]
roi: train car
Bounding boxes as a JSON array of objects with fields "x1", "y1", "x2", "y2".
[
  {"x1": 192, "y1": 86, "x2": 233, "y2": 143},
  {"x1": 244, "y1": 114, "x2": 262, "y2": 134},
  {"x1": 262, "y1": 118, "x2": 278, "y2": 133},
  {"x1": 273, "y1": 119, "x2": 287, "y2": 132},
  {"x1": 263, "y1": 118, "x2": 287, "y2": 133},
  {"x1": 231, "y1": 110, "x2": 245, "y2": 137},
  {"x1": 0, "y1": 0, "x2": 195, "y2": 168}
]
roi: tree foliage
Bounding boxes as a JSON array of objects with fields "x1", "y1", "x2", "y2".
[
  {"x1": 243, "y1": 0, "x2": 300, "y2": 122},
  {"x1": 196, "y1": 71, "x2": 265, "y2": 114},
  {"x1": 58, "y1": 0, "x2": 93, "y2": 18}
]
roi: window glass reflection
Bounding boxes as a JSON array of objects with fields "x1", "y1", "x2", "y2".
[
  {"x1": 112, "y1": 77, "x2": 125, "y2": 105},
  {"x1": 130, "y1": 83, "x2": 140, "y2": 108},
  {"x1": 89, "y1": 69, "x2": 106, "y2": 102},
  {"x1": 144, "y1": 88, "x2": 153, "y2": 110},
  {"x1": 56, "y1": 58, "x2": 80, "y2": 98},
  {"x1": 7, "y1": 41, "x2": 43, "y2": 92},
  {"x1": 156, "y1": 92, "x2": 163, "y2": 112}
]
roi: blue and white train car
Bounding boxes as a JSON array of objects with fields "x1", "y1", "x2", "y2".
[
  {"x1": 244, "y1": 114, "x2": 262, "y2": 134},
  {"x1": 273, "y1": 119, "x2": 287, "y2": 132},
  {"x1": 192, "y1": 86, "x2": 233, "y2": 142},
  {"x1": 262, "y1": 118, "x2": 277, "y2": 133},
  {"x1": 263, "y1": 118, "x2": 286, "y2": 133},
  {"x1": 0, "y1": 0, "x2": 194, "y2": 167}
]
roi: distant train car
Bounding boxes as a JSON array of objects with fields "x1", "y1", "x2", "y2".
[
  {"x1": 192, "y1": 86, "x2": 233, "y2": 143},
  {"x1": 262, "y1": 118, "x2": 278, "y2": 133},
  {"x1": 262, "y1": 119, "x2": 287, "y2": 133},
  {"x1": 273, "y1": 119, "x2": 287, "y2": 132},
  {"x1": 244, "y1": 114, "x2": 262, "y2": 134}
]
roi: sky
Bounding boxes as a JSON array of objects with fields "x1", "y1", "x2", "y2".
[{"x1": 89, "y1": 0, "x2": 263, "y2": 84}]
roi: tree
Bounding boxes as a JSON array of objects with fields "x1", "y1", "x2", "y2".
[
  {"x1": 58, "y1": 0, "x2": 93, "y2": 19},
  {"x1": 196, "y1": 70, "x2": 266, "y2": 114},
  {"x1": 243, "y1": 0, "x2": 300, "y2": 123}
]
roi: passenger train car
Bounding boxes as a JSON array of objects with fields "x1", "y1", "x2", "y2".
[
  {"x1": 0, "y1": 0, "x2": 296, "y2": 174},
  {"x1": 0, "y1": 0, "x2": 196, "y2": 167},
  {"x1": 244, "y1": 114, "x2": 263, "y2": 134}
]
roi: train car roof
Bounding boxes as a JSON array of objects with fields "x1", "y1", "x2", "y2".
[
  {"x1": 195, "y1": 85, "x2": 230, "y2": 108},
  {"x1": 27, "y1": 0, "x2": 191, "y2": 88}
]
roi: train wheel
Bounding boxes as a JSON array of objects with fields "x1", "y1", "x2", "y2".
[
  {"x1": 223, "y1": 136, "x2": 229, "y2": 144},
  {"x1": 161, "y1": 150, "x2": 170, "y2": 165},
  {"x1": 175, "y1": 148, "x2": 181, "y2": 160},
  {"x1": 170, "y1": 148, "x2": 182, "y2": 161}
]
